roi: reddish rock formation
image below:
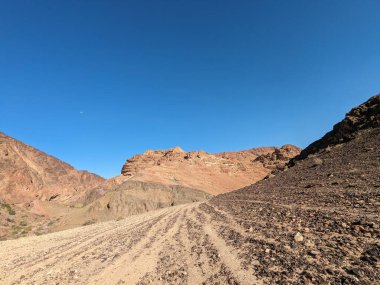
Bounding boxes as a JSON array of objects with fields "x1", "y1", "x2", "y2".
[
  {"x1": 0, "y1": 132, "x2": 105, "y2": 204},
  {"x1": 119, "y1": 145, "x2": 301, "y2": 195}
]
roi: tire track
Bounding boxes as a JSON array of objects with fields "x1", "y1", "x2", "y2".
[
  {"x1": 0, "y1": 206, "x2": 176, "y2": 285},
  {"x1": 191, "y1": 205, "x2": 263, "y2": 285},
  {"x1": 89, "y1": 204, "x2": 191, "y2": 285},
  {"x1": 1, "y1": 210, "x2": 164, "y2": 271},
  {"x1": 0, "y1": 202, "x2": 265, "y2": 285},
  {"x1": 137, "y1": 208, "x2": 190, "y2": 284}
]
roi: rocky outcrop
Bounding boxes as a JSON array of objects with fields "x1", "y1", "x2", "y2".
[
  {"x1": 252, "y1": 144, "x2": 301, "y2": 170},
  {"x1": 88, "y1": 180, "x2": 210, "y2": 217},
  {"x1": 56, "y1": 180, "x2": 211, "y2": 229},
  {"x1": 120, "y1": 145, "x2": 301, "y2": 195}
]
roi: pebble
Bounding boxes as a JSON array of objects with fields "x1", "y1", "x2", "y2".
[
  {"x1": 294, "y1": 232, "x2": 304, "y2": 242},
  {"x1": 369, "y1": 222, "x2": 379, "y2": 229},
  {"x1": 354, "y1": 225, "x2": 365, "y2": 232},
  {"x1": 308, "y1": 250, "x2": 319, "y2": 257}
]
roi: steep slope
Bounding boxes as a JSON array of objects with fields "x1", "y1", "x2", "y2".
[
  {"x1": 0, "y1": 132, "x2": 105, "y2": 204},
  {"x1": 211, "y1": 94, "x2": 380, "y2": 284},
  {"x1": 118, "y1": 144, "x2": 301, "y2": 195}
]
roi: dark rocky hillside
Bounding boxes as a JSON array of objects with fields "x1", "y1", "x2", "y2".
[{"x1": 211, "y1": 94, "x2": 380, "y2": 284}]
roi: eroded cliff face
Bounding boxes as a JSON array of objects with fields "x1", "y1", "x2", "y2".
[{"x1": 119, "y1": 144, "x2": 301, "y2": 195}]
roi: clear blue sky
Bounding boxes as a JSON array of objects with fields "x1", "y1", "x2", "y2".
[{"x1": 1, "y1": 1, "x2": 379, "y2": 178}]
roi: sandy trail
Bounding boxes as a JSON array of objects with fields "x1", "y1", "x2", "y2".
[{"x1": 0, "y1": 202, "x2": 264, "y2": 285}]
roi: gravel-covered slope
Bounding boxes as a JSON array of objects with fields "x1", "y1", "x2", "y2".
[{"x1": 211, "y1": 95, "x2": 380, "y2": 284}]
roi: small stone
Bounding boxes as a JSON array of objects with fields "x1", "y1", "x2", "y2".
[
  {"x1": 346, "y1": 268, "x2": 362, "y2": 277},
  {"x1": 294, "y1": 232, "x2": 304, "y2": 242},
  {"x1": 369, "y1": 222, "x2": 379, "y2": 229},
  {"x1": 311, "y1": 158, "x2": 323, "y2": 167},
  {"x1": 305, "y1": 239, "x2": 314, "y2": 247},
  {"x1": 308, "y1": 250, "x2": 320, "y2": 257},
  {"x1": 248, "y1": 226, "x2": 253, "y2": 233},
  {"x1": 354, "y1": 225, "x2": 365, "y2": 232},
  {"x1": 265, "y1": 248, "x2": 271, "y2": 254}
]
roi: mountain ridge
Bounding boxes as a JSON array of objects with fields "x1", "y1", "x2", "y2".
[{"x1": 0, "y1": 132, "x2": 105, "y2": 204}]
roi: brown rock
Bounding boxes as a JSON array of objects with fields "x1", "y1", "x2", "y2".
[
  {"x1": 119, "y1": 145, "x2": 301, "y2": 195},
  {"x1": 294, "y1": 232, "x2": 304, "y2": 242}
]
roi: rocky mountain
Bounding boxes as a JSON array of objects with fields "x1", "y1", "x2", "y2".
[
  {"x1": 119, "y1": 144, "x2": 301, "y2": 195},
  {"x1": 211, "y1": 94, "x2": 380, "y2": 284},
  {"x1": 0, "y1": 132, "x2": 105, "y2": 204}
]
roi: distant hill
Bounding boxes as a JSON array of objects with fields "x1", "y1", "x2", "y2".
[{"x1": 117, "y1": 144, "x2": 301, "y2": 195}]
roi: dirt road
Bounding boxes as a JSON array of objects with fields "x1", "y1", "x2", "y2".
[{"x1": 0, "y1": 202, "x2": 261, "y2": 285}]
